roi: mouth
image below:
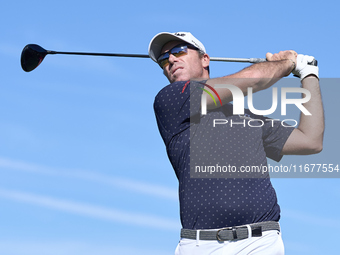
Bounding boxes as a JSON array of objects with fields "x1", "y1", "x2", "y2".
[{"x1": 171, "y1": 66, "x2": 183, "y2": 75}]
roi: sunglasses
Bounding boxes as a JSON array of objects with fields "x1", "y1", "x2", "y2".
[{"x1": 157, "y1": 43, "x2": 199, "y2": 68}]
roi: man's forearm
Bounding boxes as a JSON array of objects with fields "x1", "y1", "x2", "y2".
[
  {"x1": 297, "y1": 76, "x2": 324, "y2": 151},
  {"x1": 204, "y1": 58, "x2": 295, "y2": 108},
  {"x1": 281, "y1": 75, "x2": 324, "y2": 155}
]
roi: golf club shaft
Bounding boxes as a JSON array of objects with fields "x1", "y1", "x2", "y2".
[
  {"x1": 210, "y1": 57, "x2": 266, "y2": 63},
  {"x1": 48, "y1": 50, "x2": 150, "y2": 58},
  {"x1": 48, "y1": 50, "x2": 266, "y2": 63}
]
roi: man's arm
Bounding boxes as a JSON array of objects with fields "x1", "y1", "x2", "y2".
[
  {"x1": 201, "y1": 50, "x2": 324, "y2": 155},
  {"x1": 203, "y1": 51, "x2": 297, "y2": 109},
  {"x1": 281, "y1": 75, "x2": 324, "y2": 154}
]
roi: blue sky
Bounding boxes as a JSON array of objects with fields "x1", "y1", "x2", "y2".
[{"x1": 1, "y1": 1, "x2": 339, "y2": 254}]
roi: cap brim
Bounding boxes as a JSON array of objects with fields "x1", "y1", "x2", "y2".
[{"x1": 148, "y1": 32, "x2": 187, "y2": 62}]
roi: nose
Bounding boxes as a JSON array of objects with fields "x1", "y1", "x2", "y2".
[{"x1": 168, "y1": 53, "x2": 178, "y2": 64}]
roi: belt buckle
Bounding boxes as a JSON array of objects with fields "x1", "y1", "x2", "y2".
[{"x1": 216, "y1": 226, "x2": 234, "y2": 241}]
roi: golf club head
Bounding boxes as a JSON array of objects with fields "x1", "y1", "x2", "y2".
[{"x1": 21, "y1": 44, "x2": 48, "y2": 72}]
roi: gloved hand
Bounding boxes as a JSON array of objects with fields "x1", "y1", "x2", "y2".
[{"x1": 293, "y1": 54, "x2": 319, "y2": 80}]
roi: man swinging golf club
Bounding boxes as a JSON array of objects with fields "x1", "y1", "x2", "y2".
[{"x1": 149, "y1": 32, "x2": 324, "y2": 254}]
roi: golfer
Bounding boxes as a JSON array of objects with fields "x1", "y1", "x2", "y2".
[{"x1": 149, "y1": 32, "x2": 324, "y2": 254}]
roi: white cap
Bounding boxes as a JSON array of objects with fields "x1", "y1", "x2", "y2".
[{"x1": 148, "y1": 32, "x2": 206, "y2": 62}]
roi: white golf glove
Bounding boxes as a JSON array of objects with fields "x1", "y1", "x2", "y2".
[{"x1": 293, "y1": 54, "x2": 319, "y2": 80}]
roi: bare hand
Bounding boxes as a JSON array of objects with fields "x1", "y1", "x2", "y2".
[
  {"x1": 266, "y1": 50, "x2": 298, "y2": 76},
  {"x1": 266, "y1": 50, "x2": 298, "y2": 65}
]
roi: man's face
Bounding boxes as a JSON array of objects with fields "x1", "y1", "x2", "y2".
[{"x1": 160, "y1": 41, "x2": 209, "y2": 83}]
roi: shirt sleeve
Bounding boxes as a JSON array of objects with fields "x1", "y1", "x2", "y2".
[{"x1": 153, "y1": 80, "x2": 204, "y2": 146}]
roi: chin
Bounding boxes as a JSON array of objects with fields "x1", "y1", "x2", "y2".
[{"x1": 171, "y1": 75, "x2": 190, "y2": 83}]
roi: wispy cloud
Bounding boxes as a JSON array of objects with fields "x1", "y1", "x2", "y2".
[
  {"x1": 0, "y1": 188, "x2": 179, "y2": 231},
  {"x1": 0, "y1": 157, "x2": 177, "y2": 200},
  {"x1": 0, "y1": 240, "x2": 174, "y2": 255}
]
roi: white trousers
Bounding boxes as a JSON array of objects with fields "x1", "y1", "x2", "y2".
[{"x1": 175, "y1": 230, "x2": 284, "y2": 255}]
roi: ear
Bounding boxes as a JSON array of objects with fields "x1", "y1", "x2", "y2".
[{"x1": 201, "y1": 53, "x2": 210, "y2": 68}]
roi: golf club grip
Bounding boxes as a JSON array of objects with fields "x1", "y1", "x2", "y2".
[{"x1": 308, "y1": 59, "x2": 318, "y2": 66}]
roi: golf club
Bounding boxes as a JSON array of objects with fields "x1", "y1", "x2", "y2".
[
  {"x1": 21, "y1": 44, "x2": 270, "y2": 72},
  {"x1": 20, "y1": 44, "x2": 317, "y2": 72}
]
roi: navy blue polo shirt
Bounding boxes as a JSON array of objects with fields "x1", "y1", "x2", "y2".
[{"x1": 153, "y1": 80, "x2": 294, "y2": 229}]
